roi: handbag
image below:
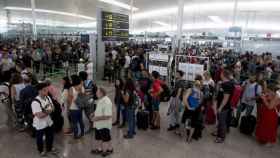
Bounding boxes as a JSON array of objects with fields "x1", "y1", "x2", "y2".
[{"x1": 75, "y1": 93, "x2": 93, "y2": 109}]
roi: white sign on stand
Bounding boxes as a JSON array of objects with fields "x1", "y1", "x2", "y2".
[
  {"x1": 149, "y1": 53, "x2": 169, "y2": 62},
  {"x1": 178, "y1": 63, "x2": 204, "y2": 81}
]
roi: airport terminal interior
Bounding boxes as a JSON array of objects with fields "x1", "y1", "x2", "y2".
[{"x1": 0, "y1": 0, "x2": 280, "y2": 158}]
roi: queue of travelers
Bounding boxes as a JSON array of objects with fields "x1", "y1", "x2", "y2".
[{"x1": 1, "y1": 40, "x2": 280, "y2": 157}]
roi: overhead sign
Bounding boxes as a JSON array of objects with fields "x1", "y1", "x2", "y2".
[{"x1": 102, "y1": 11, "x2": 129, "y2": 41}]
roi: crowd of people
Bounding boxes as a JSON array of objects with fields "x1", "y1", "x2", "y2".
[
  {"x1": 1, "y1": 40, "x2": 280, "y2": 157},
  {"x1": 0, "y1": 38, "x2": 90, "y2": 79}
]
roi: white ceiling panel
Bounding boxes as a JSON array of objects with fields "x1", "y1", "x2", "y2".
[{"x1": 1, "y1": 0, "x2": 280, "y2": 33}]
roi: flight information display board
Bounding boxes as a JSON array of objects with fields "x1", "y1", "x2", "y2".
[{"x1": 102, "y1": 11, "x2": 129, "y2": 41}]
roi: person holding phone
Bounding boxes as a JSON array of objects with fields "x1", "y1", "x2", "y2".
[{"x1": 31, "y1": 83, "x2": 57, "y2": 157}]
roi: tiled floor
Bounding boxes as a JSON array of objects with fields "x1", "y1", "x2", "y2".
[{"x1": 0, "y1": 83, "x2": 279, "y2": 158}]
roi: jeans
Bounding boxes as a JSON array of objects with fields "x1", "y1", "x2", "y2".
[
  {"x1": 36, "y1": 126, "x2": 54, "y2": 152},
  {"x1": 217, "y1": 109, "x2": 230, "y2": 139},
  {"x1": 69, "y1": 109, "x2": 85, "y2": 138},
  {"x1": 132, "y1": 71, "x2": 141, "y2": 81},
  {"x1": 127, "y1": 108, "x2": 136, "y2": 137},
  {"x1": 236, "y1": 103, "x2": 254, "y2": 121},
  {"x1": 116, "y1": 104, "x2": 126, "y2": 124}
]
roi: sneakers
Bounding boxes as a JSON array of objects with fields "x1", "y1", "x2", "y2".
[
  {"x1": 39, "y1": 151, "x2": 47, "y2": 157},
  {"x1": 48, "y1": 148, "x2": 59, "y2": 155}
]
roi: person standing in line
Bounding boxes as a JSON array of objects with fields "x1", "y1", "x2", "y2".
[
  {"x1": 256, "y1": 83, "x2": 280, "y2": 147},
  {"x1": 10, "y1": 73, "x2": 26, "y2": 131},
  {"x1": 167, "y1": 70, "x2": 187, "y2": 131},
  {"x1": 20, "y1": 73, "x2": 38, "y2": 132},
  {"x1": 60, "y1": 76, "x2": 72, "y2": 135},
  {"x1": 68, "y1": 75, "x2": 85, "y2": 139},
  {"x1": 32, "y1": 47, "x2": 42, "y2": 73},
  {"x1": 139, "y1": 70, "x2": 153, "y2": 126},
  {"x1": 213, "y1": 69, "x2": 234, "y2": 143},
  {"x1": 150, "y1": 71, "x2": 163, "y2": 130},
  {"x1": 181, "y1": 80, "x2": 203, "y2": 142},
  {"x1": 91, "y1": 87, "x2": 113, "y2": 157},
  {"x1": 124, "y1": 52, "x2": 131, "y2": 79},
  {"x1": 79, "y1": 71, "x2": 97, "y2": 133},
  {"x1": 31, "y1": 83, "x2": 57, "y2": 157},
  {"x1": 122, "y1": 78, "x2": 137, "y2": 139},
  {"x1": 112, "y1": 79, "x2": 126, "y2": 128},
  {"x1": 236, "y1": 75, "x2": 262, "y2": 122}
]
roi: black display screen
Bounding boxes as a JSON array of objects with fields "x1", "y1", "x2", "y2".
[{"x1": 102, "y1": 11, "x2": 129, "y2": 41}]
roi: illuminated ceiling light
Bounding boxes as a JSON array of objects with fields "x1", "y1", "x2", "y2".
[
  {"x1": 153, "y1": 21, "x2": 170, "y2": 27},
  {"x1": 134, "y1": 7, "x2": 177, "y2": 19},
  {"x1": 4, "y1": 6, "x2": 95, "y2": 21},
  {"x1": 208, "y1": 16, "x2": 225, "y2": 24},
  {"x1": 133, "y1": 1, "x2": 280, "y2": 20},
  {"x1": 98, "y1": 0, "x2": 139, "y2": 11}
]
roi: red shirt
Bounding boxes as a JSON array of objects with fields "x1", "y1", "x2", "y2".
[{"x1": 151, "y1": 79, "x2": 162, "y2": 98}]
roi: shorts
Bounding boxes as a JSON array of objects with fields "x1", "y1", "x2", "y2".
[
  {"x1": 181, "y1": 108, "x2": 197, "y2": 128},
  {"x1": 152, "y1": 98, "x2": 160, "y2": 111},
  {"x1": 95, "y1": 128, "x2": 111, "y2": 142}
]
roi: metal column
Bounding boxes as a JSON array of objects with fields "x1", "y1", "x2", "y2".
[
  {"x1": 232, "y1": 0, "x2": 239, "y2": 26},
  {"x1": 176, "y1": 0, "x2": 185, "y2": 54},
  {"x1": 31, "y1": 0, "x2": 37, "y2": 40},
  {"x1": 96, "y1": 8, "x2": 105, "y2": 80},
  {"x1": 130, "y1": 0, "x2": 134, "y2": 35}
]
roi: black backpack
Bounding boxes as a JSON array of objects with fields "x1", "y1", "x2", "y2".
[
  {"x1": 33, "y1": 96, "x2": 64, "y2": 133},
  {"x1": 240, "y1": 115, "x2": 256, "y2": 135},
  {"x1": 160, "y1": 83, "x2": 171, "y2": 102}
]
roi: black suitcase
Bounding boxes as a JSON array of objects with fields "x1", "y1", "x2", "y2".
[
  {"x1": 240, "y1": 115, "x2": 256, "y2": 135},
  {"x1": 137, "y1": 111, "x2": 149, "y2": 130}
]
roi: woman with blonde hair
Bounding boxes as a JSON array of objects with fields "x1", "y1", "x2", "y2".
[{"x1": 181, "y1": 80, "x2": 203, "y2": 142}]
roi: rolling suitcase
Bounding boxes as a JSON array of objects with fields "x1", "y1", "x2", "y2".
[
  {"x1": 240, "y1": 115, "x2": 256, "y2": 135},
  {"x1": 137, "y1": 110, "x2": 149, "y2": 130}
]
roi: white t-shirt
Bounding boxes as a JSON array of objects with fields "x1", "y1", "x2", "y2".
[
  {"x1": 31, "y1": 96, "x2": 54, "y2": 130},
  {"x1": 241, "y1": 81, "x2": 262, "y2": 106},
  {"x1": 203, "y1": 79, "x2": 215, "y2": 87},
  {"x1": 69, "y1": 87, "x2": 79, "y2": 110},
  {"x1": 124, "y1": 55, "x2": 131, "y2": 68},
  {"x1": 94, "y1": 96, "x2": 113, "y2": 130},
  {"x1": 112, "y1": 50, "x2": 118, "y2": 60}
]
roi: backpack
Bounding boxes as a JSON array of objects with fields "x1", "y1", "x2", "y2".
[
  {"x1": 84, "y1": 80, "x2": 98, "y2": 100},
  {"x1": 230, "y1": 85, "x2": 243, "y2": 108},
  {"x1": 0, "y1": 82, "x2": 10, "y2": 104},
  {"x1": 160, "y1": 83, "x2": 171, "y2": 102},
  {"x1": 33, "y1": 96, "x2": 64, "y2": 132}
]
